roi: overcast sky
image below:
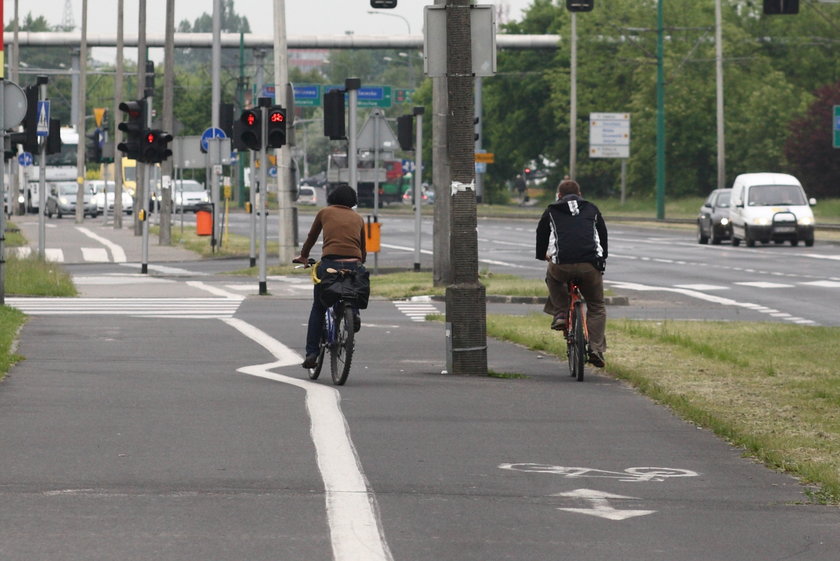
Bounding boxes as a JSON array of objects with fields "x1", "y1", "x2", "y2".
[{"x1": 11, "y1": 0, "x2": 535, "y2": 38}]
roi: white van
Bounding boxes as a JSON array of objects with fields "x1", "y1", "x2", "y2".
[{"x1": 729, "y1": 172, "x2": 815, "y2": 247}]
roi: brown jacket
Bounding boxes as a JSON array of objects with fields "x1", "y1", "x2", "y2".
[{"x1": 299, "y1": 205, "x2": 366, "y2": 262}]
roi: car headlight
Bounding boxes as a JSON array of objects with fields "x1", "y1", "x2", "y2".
[
  {"x1": 751, "y1": 217, "x2": 770, "y2": 226},
  {"x1": 798, "y1": 215, "x2": 814, "y2": 226},
  {"x1": 59, "y1": 196, "x2": 69, "y2": 205},
  {"x1": 719, "y1": 217, "x2": 729, "y2": 226}
]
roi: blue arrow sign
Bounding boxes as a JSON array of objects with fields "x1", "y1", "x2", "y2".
[
  {"x1": 201, "y1": 127, "x2": 226, "y2": 152},
  {"x1": 18, "y1": 152, "x2": 34, "y2": 167}
]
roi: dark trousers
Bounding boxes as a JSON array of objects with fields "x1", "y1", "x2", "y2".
[
  {"x1": 544, "y1": 261, "x2": 607, "y2": 354},
  {"x1": 305, "y1": 259, "x2": 362, "y2": 357}
]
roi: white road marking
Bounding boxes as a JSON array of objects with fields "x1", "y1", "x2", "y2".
[
  {"x1": 394, "y1": 301, "x2": 440, "y2": 322},
  {"x1": 554, "y1": 489, "x2": 656, "y2": 521},
  {"x1": 7, "y1": 297, "x2": 242, "y2": 319},
  {"x1": 801, "y1": 280, "x2": 840, "y2": 288},
  {"x1": 736, "y1": 281, "x2": 794, "y2": 288},
  {"x1": 45, "y1": 248, "x2": 64, "y2": 262},
  {"x1": 81, "y1": 247, "x2": 110, "y2": 262},
  {"x1": 223, "y1": 318, "x2": 394, "y2": 561},
  {"x1": 674, "y1": 284, "x2": 729, "y2": 291},
  {"x1": 77, "y1": 226, "x2": 128, "y2": 262}
]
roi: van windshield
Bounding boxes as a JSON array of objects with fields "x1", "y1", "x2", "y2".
[{"x1": 747, "y1": 185, "x2": 807, "y2": 206}]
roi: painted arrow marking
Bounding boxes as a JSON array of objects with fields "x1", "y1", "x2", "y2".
[{"x1": 553, "y1": 489, "x2": 656, "y2": 521}]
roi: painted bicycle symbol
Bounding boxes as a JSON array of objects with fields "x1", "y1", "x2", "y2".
[{"x1": 498, "y1": 463, "x2": 699, "y2": 483}]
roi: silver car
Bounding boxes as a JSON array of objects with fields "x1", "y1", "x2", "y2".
[{"x1": 46, "y1": 181, "x2": 98, "y2": 218}]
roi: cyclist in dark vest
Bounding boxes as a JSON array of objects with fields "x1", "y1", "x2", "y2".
[
  {"x1": 293, "y1": 185, "x2": 366, "y2": 369},
  {"x1": 535, "y1": 179, "x2": 608, "y2": 368}
]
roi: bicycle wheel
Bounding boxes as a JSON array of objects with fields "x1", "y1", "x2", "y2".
[
  {"x1": 330, "y1": 303, "x2": 355, "y2": 385},
  {"x1": 308, "y1": 338, "x2": 327, "y2": 380},
  {"x1": 570, "y1": 301, "x2": 586, "y2": 382}
]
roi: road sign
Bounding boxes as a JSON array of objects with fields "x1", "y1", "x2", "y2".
[
  {"x1": 357, "y1": 109, "x2": 399, "y2": 151},
  {"x1": 200, "y1": 127, "x2": 226, "y2": 152},
  {"x1": 834, "y1": 106, "x2": 840, "y2": 149},
  {"x1": 589, "y1": 112, "x2": 630, "y2": 159},
  {"x1": 18, "y1": 152, "x2": 33, "y2": 167},
  {"x1": 326, "y1": 85, "x2": 393, "y2": 108},
  {"x1": 3, "y1": 80, "x2": 27, "y2": 128},
  {"x1": 401, "y1": 159, "x2": 415, "y2": 173},
  {"x1": 293, "y1": 84, "x2": 321, "y2": 107},
  {"x1": 36, "y1": 100, "x2": 50, "y2": 136},
  {"x1": 474, "y1": 152, "x2": 495, "y2": 164}
]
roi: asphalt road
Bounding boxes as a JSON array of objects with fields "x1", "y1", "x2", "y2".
[{"x1": 1, "y1": 214, "x2": 838, "y2": 560}]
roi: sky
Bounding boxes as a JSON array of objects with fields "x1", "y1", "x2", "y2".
[{"x1": 10, "y1": 0, "x2": 536, "y2": 39}]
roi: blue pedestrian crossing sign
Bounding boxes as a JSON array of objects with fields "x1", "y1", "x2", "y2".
[{"x1": 36, "y1": 100, "x2": 50, "y2": 136}]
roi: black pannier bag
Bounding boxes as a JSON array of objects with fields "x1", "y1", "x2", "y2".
[{"x1": 319, "y1": 266, "x2": 370, "y2": 309}]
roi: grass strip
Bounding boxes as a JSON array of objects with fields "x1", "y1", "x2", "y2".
[
  {"x1": 4, "y1": 254, "x2": 77, "y2": 297},
  {"x1": 0, "y1": 306, "x2": 27, "y2": 382}
]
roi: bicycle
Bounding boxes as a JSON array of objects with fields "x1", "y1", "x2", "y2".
[
  {"x1": 295, "y1": 258, "x2": 356, "y2": 386},
  {"x1": 564, "y1": 278, "x2": 590, "y2": 382}
]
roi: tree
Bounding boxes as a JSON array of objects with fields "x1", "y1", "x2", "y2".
[{"x1": 784, "y1": 81, "x2": 840, "y2": 199}]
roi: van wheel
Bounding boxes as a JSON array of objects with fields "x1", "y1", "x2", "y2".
[
  {"x1": 745, "y1": 227, "x2": 755, "y2": 247},
  {"x1": 790, "y1": 239, "x2": 799, "y2": 247},
  {"x1": 731, "y1": 236, "x2": 741, "y2": 247}
]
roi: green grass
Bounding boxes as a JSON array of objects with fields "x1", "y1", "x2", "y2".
[
  {"x1": 0, "y1": 306, "x2": 26, "y2": 381},
  {"x1": 4, "y1": 254, "x2": 77, "y2": 297},
  {"x1": 485, "y1": 313, "x2": 840, "y2": 504}
]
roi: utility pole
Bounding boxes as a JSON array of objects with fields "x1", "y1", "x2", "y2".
[
  {"x1": 75, "y1": 0, "x2": 88, "y2": 224},
  {"x1": 655, "y1": 0, "x2": 666, "y2": 220},
  {"x1": 432, "y1": 0, "x2": 451, "y2": 287},
  {"x1": 273, "y1": 0, "x2": 295, "y2": 264},
  {"x1": 160, "y1": 0, "x2": 175, "y2": 245},
  {"x1": 444, "y1": 0, "x2": 487, "y2": 376},
  {"x1": 134, "y1": 0, "x2": 147, "y2": 236},
  {"x1": 715, "y1": 0, "x2": 726, "y2": 190},
  {"x1": 113, "y1": 0, "x2": 124, "y2": 227}
]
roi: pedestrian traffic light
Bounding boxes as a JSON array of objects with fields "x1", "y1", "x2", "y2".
[
  {"x1": 763, "y1": 0, "x2": 798, "y2": 14},
  {"x1": 46, "y1": 119, "x2": 62, "y2": 155},
  {"x1": 86, "y1": 128, "x2": 103, "y2": 163},
  {"x1": 397, "y1": 114, "x2": 413, "y2": 151},
  {"x1": 117, "y1": 99, "x2": 146, "y2": 161},
  {"x1": 8, "y1": 85, "x2": 40, "y2": 153},
  {"x1": 566, "y1": 0, "x2": 594, "y2": 11},
  {"x1": 324, "y1": 89, "x2": 345, "y2": 140},
  {"x1": 236, "y1": 108, "x2": 261, "y2": 151},
  {"x1": 370, "y1": 0, "x2": 397, "y2": 8},
  {"x1": 141, "y1": 129, "x2": 173, "y2": 164},
  {"x1": 266, "y1": 106, "x2": 287, "y2": 148}
]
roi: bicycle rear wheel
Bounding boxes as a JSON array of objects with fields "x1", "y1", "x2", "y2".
[
  {"x1": 330, "y1": 304, "x2": 355, "y2": 385},
  {"x1": 568, "y1": 301, "x2": 586, "y2": 381},
  {"x1": 308, "y1": 340, "x2": 327, "y2": 380}
]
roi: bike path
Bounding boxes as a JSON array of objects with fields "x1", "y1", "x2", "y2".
[{"x1": 1, "y1": 256, "x2": 838, "y2": 559}]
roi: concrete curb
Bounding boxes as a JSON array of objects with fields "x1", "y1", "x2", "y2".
[{"x1": 422, "y1": 294, "x2": 630, "y2": 306}]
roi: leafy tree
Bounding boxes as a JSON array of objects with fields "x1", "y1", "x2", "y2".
[{"x1": 784, "y1": 80, "x2": 840, "y2": 199}]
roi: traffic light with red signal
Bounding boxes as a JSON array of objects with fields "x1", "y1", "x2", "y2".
[
  {"x1": 235, "y1": 108, "x2": 261, "y2": 151},
  {"x1": 266, "y1": 106, "x2": 287, "y2": 149},
  {"x1": 141, "y1": 129, "x2": 173, "y2": 164}
]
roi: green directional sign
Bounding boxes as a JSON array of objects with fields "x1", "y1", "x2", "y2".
[{"x1": 834, "y1": 105, "x2": 840, "y2": 149}]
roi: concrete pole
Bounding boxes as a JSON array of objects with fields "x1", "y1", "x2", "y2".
[
  {"x1": 134, "y1": 0, "x2": 146, "y2": 236},
  {"x1": 432, "y1": 0, "x2": 451, "y2": 287},
  {"x1": 273, "y1": 0, "x2": 295, "y2": 263},
  {"x1": 159, "y1": 0, "x2": 175, "y2": 245},
  {"x1": 569, "y1": 12, "x2": 577, "y2": 180},
  {"x1": 211, "y1": 0, "x2": 222, "y2": 246},
  {"x1": 113, "y1": 0, "x2": 124, "y2": 228},
  {"x1": 413, "y1": 107, "x2": 424, "y2": 271},
  {"x1": 75, "y1": 0, "x2": 88, "y2": 224},
  {"x1": 715, "y1": 0, "x2": 726, "y2": 190}
]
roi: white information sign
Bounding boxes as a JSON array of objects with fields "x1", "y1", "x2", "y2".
[{"x1": 589, "y1": 112, "x2": 630, "y2": 159}]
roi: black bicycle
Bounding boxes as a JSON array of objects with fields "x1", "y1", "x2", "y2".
[
  {"x1": 564, "y1": 278, "x2": 589, "y2": 382},
  {"x1": 296, "y1": 259, "x2": 356, "y2": 386}
]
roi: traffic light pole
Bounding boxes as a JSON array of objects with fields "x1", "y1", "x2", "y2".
[
  {"x1": 413, "y1": 107, "x2": 424, "y2": 272},
  {"x1": 37, "y1": 78, "x2": 48, "y2": 259},
  {"x1": 141, "y1": 96, "x2": 152, "y2": 274},
  {"x1": 258, "y1": 101, "x2": 269, "y2": 295}
]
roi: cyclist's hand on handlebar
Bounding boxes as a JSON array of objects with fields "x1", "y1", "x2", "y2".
[{"x1": 292, "y1": 256, "x2": 316, "y2": 268}]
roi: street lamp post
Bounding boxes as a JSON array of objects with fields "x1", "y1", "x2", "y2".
[{"x1": 366, "y1": 10, "x2": 411, "y2": 34}]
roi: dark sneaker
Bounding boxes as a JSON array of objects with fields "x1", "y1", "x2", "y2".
[
  {"x1": 587, "y1": 352, "x2": 605, "y2": 368},
  {"x1": 550, "y1": 313, "x2": 566, "y2": 331},
  {"x1": 302, "y1": 354, "x2": 319, "y2": 369},
  {"x1": 353, "y1": 311, "x2": 361, "y2": 333}
]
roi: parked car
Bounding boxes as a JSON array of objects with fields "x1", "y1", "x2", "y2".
[
  {"x1": 696, "y1": 188, "x2": 732, "y2": 245},
  {"x1": 172, "y1": 180, "x2": 211, "y2": 212},
  {"x1": 87, "y1": 180, "x2": 134, "y2": 215},
  {"x1": 298, "y1": 185, "x2": 318, "y2": 205},
  {"x1": 729, "y1": 172, "x2": 815, "y2": 247},
  {"x1": 45, "y1": 181, "x2": 98, "y2": 218}
]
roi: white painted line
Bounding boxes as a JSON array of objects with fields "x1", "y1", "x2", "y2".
[
  {"x1": 554, "y1": 489, "x2": 655, "y2": 521},
  {"x1": 45, "y1": 248, "x2": 64, "y2": 262},
  {"x1": 674, "y1": 284, "x2": 729, "y2": 291},
  {"x1": 77, "y1": 226, "x2": 128, "y2": 262},
  {"x1": 801, "y1": 280, "x2": 840, "y2": 288},
  {"x1": 735, "y1": 281, "x2": 794, "y2": 289},
  {"x1": 81, "y1": 247, "x2": 110, "y2": 262},
  {"x1": 222, "y1": 318, "x2": 394, "y2": 561},
  {"x1": 186, "y1": 280, "x2": 244, "y2": 300}
]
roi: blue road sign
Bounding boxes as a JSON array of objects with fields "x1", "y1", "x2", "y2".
[
  {"x1": 401, "y1": 159, "x2": 415, "y2": 174},
  {"x1": 268, "y1": 167, "x2": 278, "y2": 178},
  {"x1": 18, "y1": 152, "x2": 34, "y2": 167},
  {"x1": 36, "y1": 101, "x2": 50, "y2": 136},
  {"x1": 201, "y1": 127, "x2": 226, "y2": 152}
]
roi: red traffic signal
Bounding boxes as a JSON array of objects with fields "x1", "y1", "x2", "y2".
[
  {"x1": 236, "y1": 109, "x2": 261, "y2": 151},
  {"x1": 141, "y1": 129, "x2": 173, "y2": 164},
  {"x1": 266, "y1": 106, "x2": 287, "y2": 149}
]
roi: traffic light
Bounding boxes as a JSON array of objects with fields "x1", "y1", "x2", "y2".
[
  {"x1": 86, "y1": 128, "x2": 103, "y2": 163},
  {"x1": 266, "y1": 106, "x2": 287, "y2": 148},
  {"x1": 140, "y1": 129, "x2": 173, "y2": 164},
  {"x1": 397, "y1": 114, "x2": 413, "y2": 151},
  {"x1": 46, "y1": 119, "x2": 62, "y2": 155},
  {"x1": 566, "y1": 0, "x2": 594, "y2": 11},
  {"x1": 236, "y1": 108, "x2": 261, "y2": 151},
  {"x1": 324, "y1": 89, "x2": 345, "y2": 140},
  {"x1": 8, "y1": 85, "x2": 39, "y2": 153},
  {"x1": 763, "y1": 0, "x2": 798, "y2": 14},
  {"x1": 370, "y1": 0, "x2": 397, "y2": 7},
  {"x1": 117, "y1": 99, "x2": 146, "y2": 161}
]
